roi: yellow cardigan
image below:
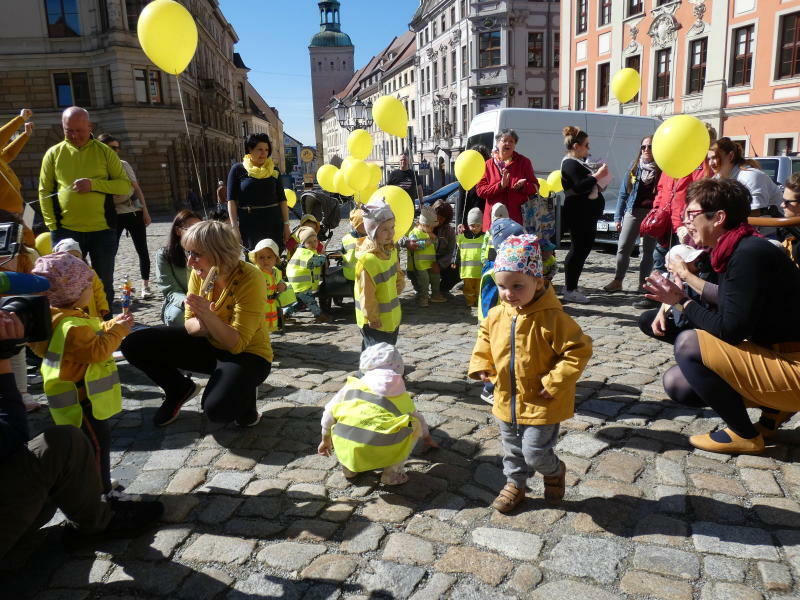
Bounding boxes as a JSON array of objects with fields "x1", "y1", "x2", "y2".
[
  {"x1": 185, "y1": 260, "x2": 272, "y2": 362},
  {"x1": 0, "y1": 116, "x2": 30, "y2": 213},
  {"x1": 468, "y1": 284, "x2": 593, "y2": 425}
]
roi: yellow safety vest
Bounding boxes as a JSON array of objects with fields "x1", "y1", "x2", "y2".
[
  {"x1": 331, "y1": 376, "x2": 417, "y2": 472},
  {"x1": 406, "y1": 227, "x2": 436, "y2": 271},
  {"x1": 276, "y1": 268, "x2": 296, "y2": 307},
  {"x1": 457, "y1": 232, "x2": 485, "y2": 279},
  {"x1": 286, "y1": 247, "x2": 321, "y2": 294},
  {"x1": 354, "y1": 250, "x2": 402, "y2": 332},
  {"x1": 341, "y1": 232, "x2": 360, "y2": 281},
  {"x1": 480, "y1": 235, "x2": 493, "y2": 264},
  {"x1": 40, "y1": 316, "x2": 122, "y2": 427}
]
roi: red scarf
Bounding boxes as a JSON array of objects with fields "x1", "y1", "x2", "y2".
[{"x1": 710, "y1": 223, "x2": 761, "y2": 273}]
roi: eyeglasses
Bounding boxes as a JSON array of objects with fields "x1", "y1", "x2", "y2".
[
  {"x1": 683, "y1": 208, "x2": 714, "y2": 223},
  {"x1": 782, "y1": 199, "x2": 800, "y2": 207},
  {"x1": 641, "y1": 144, "x2": 653, "y2": 150},
  {"x1": 184, "y1": 249, "x2": 203, "y2": 260}
]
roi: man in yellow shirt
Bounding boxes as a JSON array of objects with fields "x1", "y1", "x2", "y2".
[{"x1": 38, "y1": 107, "x2": 130, "y2": 310}]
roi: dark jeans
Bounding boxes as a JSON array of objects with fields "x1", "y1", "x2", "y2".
[
  {"x1": 121, "y1": 326, "x2": 271, "y2": 423},
  {"x1": 52, "y1": 228, "x2": 118, "y2": 310},
  {"x1": 638, "y1": 308, "x2": 693, "y2": 345},
  {"x1": 116, "y1": 211, "x2": 151, "y2": 281},
  {"x1": 653, "y1": 241, "x2": 669, "y2": 274},
  {"x1": 360, "y1": 325, "x2": 399, "y2": 352},
  {"x1": 564, "y1": 216, "x2": 597, "y2": 291}
]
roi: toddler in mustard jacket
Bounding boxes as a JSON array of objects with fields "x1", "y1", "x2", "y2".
[{"x1": 468, "y1": 234, "x2": 592, "y2": 513}]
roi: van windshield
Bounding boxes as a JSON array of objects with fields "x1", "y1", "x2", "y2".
[
  {"x1": 757, "y1": 159, "x2": 780, "y2": 184},
  {"x1": 466, "y1": 132, "x2": 495, "y2": 153}
]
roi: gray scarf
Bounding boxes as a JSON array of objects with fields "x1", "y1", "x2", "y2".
[{"x1": 638, "y1": 158, "x2": 659, "y2": 186}]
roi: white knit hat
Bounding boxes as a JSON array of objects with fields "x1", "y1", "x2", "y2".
[
  {"x1": 362, "y1": 200, "x2": 395, "y2": 241},
  {"x1": 491, "y1": 203, "x2": 509, "y2": 221},
  {"x1": 419, "y1": 205, "x2": 437, "y2": 226},
  {"x1": 52, "y1": 238, "x2": 82, "y2": 256},
  {"x1": 359, "y1": 343, "x2": 404, "y2": 375},
  {"x1": 467, "y1": 207, "x2": 483, "y2": 226}
]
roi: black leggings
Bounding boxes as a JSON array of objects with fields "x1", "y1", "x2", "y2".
[
  {"x1": 79, "y1": 398, "x2": 112, "y2": 494},
  {"x1": 564, "y1": 215, "x2": 597, "y2": 291},
  {"x1": 663, "y1": 330, "x2": 757, "y2": 437},
  {"x1": 116, "y1": 211, "x2": 151, "y2": 281},
  {"x1": 121, "y1": 326, "x2": 271, "y2": 423}
]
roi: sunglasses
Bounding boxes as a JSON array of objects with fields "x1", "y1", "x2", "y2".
[
  {"x1": 184, "y1": 249, "x2": 203, "y2": 259},
  {"x1": 782, "y1": 199, "x2": 800, "y2": 206},
  {"x1": 641, "y1": 144, "x2": 653, "y2": 150}
]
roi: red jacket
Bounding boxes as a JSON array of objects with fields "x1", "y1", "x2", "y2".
[
  {"x1": 475, "y1": 152, "x2": 537, "y2": 230},
  {"x1": 652, "y1": 160, "x2": 710, "y2": 234}
]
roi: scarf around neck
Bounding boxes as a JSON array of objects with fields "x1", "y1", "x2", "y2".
[
  {"x1": 638, "y1": 158, "x2": 660, "y2": 186},
  {"x1": 243, "y1": 154, "x2": 277, "y2": 179},
  {"x1": 710, "y1": 223, "x2": 761, "y2": 273}
]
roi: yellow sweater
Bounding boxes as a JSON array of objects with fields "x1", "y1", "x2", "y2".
[{"x1": 0, "y1": 116, "x2": 30, "y2": 213}]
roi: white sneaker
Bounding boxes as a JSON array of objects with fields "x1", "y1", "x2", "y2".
[
  {"x1": 140, "y1": 285, "x2": 151, "y2": 300},
  {"x1": 562, "y1": 289, "x2": 590, "y2": 304}
]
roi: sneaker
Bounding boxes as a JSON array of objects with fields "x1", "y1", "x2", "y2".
[
  {"x1": 21, "y1": 393, "x2": 41, "y2": 413},
  {"x1": 112, "y1": 350, "x2": 125, "y2": 362},
  {"x1": 542, "y1": 460, "x2": 566, "y2": 506},
  {"x1": 562, "y1": 289, "x2": 590, "y2": 304},
  {"x1": 153, "y1": 380, "x2": 201, "y2": 427},
  {"x1": 140, "y1": 283, "x2": 151, "y2": 300},
  {"x1": 633, "y1": 298, "x2": 658, "y2": 309},
  {"x1": 235, "y1": 410, "x2": 262, "y2": 427},
  {"x1": 603, "y1": 280, "x2": 622, "y2": 292},
  {"x1": 314, "y1": 313, "x2": 331, "y2": 323},
  {"x1": 417, "y1": 295, "x2": 429, "y2": 307},
  {"x1": 430, "y1": 293, "x2": 447, "y2": 303},
  {"x1": 480, "y1": 381, "x2": 494, "y2": 405}
]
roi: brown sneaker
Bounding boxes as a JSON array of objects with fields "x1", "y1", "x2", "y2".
[
  {"x1": 314, "y1": 313, "x2": 331, "y2": 323},
  {"x1": 491, "y1": 482, "x2": 525, "y2": 513},
  {"x1": 603, "y1": 280, "x2": 622, "y2": 292},
  {"x1": 430, "y1": 293, "x2": 447, "y2": 303},
  {"x1": 542, "y1": 460, "x2": 566, "y2": 506}
]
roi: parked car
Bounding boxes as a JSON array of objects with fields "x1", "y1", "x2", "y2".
[
  {"x1": 747, "y1": 155, "x2": 800, "y2": 188},
  {"x1": 418, "y1": 181, "x2": 460, "y2": 211}
]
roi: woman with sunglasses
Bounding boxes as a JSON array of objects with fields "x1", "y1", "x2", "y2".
[
  {"x1": 644, "y1": 178, "x2": 800, "y2": 454},
  {"x1": 781, "y1": 173, "x2": 800, "y2": 266},
  {"x1": 123, "y1": 220, "x2": 272, "y2": 428},
  {"x1": 155, "y1": 210, "x2": 202, "y2": 327},
  {"x1": 604, "y1": 136, "x2": 660, "y2": 293}
]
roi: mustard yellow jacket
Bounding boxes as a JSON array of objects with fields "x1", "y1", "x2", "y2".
[{"x1": 468, "y1": 284, "x2": 593, "y2": 425}]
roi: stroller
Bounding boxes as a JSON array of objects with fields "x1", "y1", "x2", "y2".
[{"x1": 300, "y1": 189, "x2": 344, "y2": 242}]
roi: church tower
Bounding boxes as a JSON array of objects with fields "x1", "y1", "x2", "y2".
[{"x1": 309, "y1": 1, "x2": 354, "y2": 158}]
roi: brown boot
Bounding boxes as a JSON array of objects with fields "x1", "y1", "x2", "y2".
[
  {"x1": 543, "y1": 460, "x2": 566, "y2": 506},
  {"x1": 491, "y1": 482, "x2": 525, "y2": 513}
]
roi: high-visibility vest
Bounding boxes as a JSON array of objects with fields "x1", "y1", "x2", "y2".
[
  {"x1": 40, "y1": 316, "x2": 122, "y2": 427},
  {"x1": 331, "y1": 376, "x2": 417, "y2": 472},
  {"x1": 286, "y1": 247, "x2": 321, "y2": 294},
  {"x1": 354, "y1": 250, "x2": 402, "y2": 332},
  {"x1": 276, "y1": 267, "x2": 296, "y2": 307},
  {"x1": 262, "y1": 269, "x2": 280, "y2": 331},
  {"x1": 406, "y1": 227, "x2": 436, "y2": 271},
  {"x1": 457, "y1": 232, "x2": 485, "y2": 279},
  {"x1": 341, "y1": 232, "x2": 360, "y2": 281},
  {"x1": 480, "y1": 235, "x2": 493, "y2": 263}
]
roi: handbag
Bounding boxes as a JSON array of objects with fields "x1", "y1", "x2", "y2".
[{"x1": 639, "y1": 203, "x2": 671, "y2": 239}]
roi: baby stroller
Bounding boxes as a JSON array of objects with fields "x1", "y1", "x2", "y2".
[{"x1": 300, "y1": 189, "x2": 345, "y2": 242}]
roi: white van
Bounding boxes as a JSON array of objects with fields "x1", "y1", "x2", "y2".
[{"x1": 466, "y1": 108, "x2": 660, "y2": 245}]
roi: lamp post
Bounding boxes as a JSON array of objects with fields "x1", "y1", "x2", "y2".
[{"x1": 334, "y1": 98, "x2": 374, "y2": 132}]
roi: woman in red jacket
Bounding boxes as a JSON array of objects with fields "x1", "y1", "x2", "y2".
[{"x1": 475, "y1": 130, "x2": 537, "y2": 230}]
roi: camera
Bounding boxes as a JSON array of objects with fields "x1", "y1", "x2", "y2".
[
  {"x1": 0, "y1": 295, "x2": 52, "y2": 359},
  {"x1": 0, "y1": 221, "x2": 21, "y2": 258}
]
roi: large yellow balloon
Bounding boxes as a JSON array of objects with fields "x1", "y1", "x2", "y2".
[
  {"x1": 454, "y1": 150, "x2": 487, "y2": 191},
  {"x1": 35, "y1": 232, "x2": 52, "y2": 256},
  {"x1": 373, "y1": 96, "x2": 408, "y2": 138},
  {"x1": 652, "y1": 115, "x2": 710, "y2": 179},
  {"x1": 611, "y1": 68, "x2": 641, "y2": 104},
  {"x1": 343, "y1": 158, "x2": 370, "y2": 191},
  {"x1": 317, "y1": 164, "x2": 338, "y2": 193},
  {"x1": 546, "y1": 170, "x2": 563, "y2": 193},
  {"x1": 334, "y1": 170, "x2": 355, "y2": 196},
  {"x1": 284, "y1": 189, "x2": 296, "y2": 208},
  {"x1": 137, "y1": 0, "x2": 198, "y2": 75},
  {"x1": 367, "y1": 162, "x2": 382, "y2": 189},
  {"x1": 369, "y1": 186, "x2": 413, "y2": 242},
  {"x1": 356, "y1": 185, "x2": 377, "y2": 205},
  {"x1": 537, "y1": 178, "x2": 551, "y2": 197},
  {"x1": 347, "y1": 129, "x2": 373, "y2": 160}
]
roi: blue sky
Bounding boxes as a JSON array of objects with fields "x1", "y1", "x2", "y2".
[{"x1": 219, "y1": 0, "x2": 420, "y2": 147}]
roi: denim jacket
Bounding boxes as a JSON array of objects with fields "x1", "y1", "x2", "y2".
[{"x1": 614, "y1": 167, "x2": 641, "y2": 222}]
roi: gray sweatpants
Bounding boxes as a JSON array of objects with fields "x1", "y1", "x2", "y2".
[
  {"x1": 614, "y1": 207, "x2": 656, "y2": 284},
  {"x1": 498, "y1": 420, "x2": 561, "y2": 487}
]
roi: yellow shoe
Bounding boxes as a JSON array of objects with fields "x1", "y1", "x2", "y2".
[{"x1": 689, "y1": 428, "x2": 765, "y2": 455}]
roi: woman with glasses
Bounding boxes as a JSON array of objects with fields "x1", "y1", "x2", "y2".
[
  {"x1": 122, "y1": 221, "x2": 272, "y2": 428},
  {"x1": 644, "y1": 178, "x2": 800, "y2": 454},
  {"x1": 604, "y1": 136, "x2": 660, "y2": 294},
  {"x1": 155, "y1": 209, "x2": 201, "y2": 327},
  {"x1": 780, "y1": 173, "x2": 800, "y2": 266}
]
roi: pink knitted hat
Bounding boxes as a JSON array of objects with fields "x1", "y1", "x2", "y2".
[{"x1": 31, "y1": 252, "x2": 94, "y2": 308}]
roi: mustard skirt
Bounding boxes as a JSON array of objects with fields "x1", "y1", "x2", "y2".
[{"x1": 697, "y1": 330, "x2": 800, "y2": 411}]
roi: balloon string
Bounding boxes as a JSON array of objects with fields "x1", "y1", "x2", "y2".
[{"x1": 176, "y1": 73, "x2": 208, "y2": 219}]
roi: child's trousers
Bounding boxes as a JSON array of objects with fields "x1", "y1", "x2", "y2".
[
  {"x1": 79, "y1": 397, "x2": 112, "y2": 494},
  {"x1": 414, "y1": 268, "x2": 440, "y2": 298},
  {"x1": 498, "y1": 421, "x2": 560, "y2": 488},
  {"x1": 284, "y1": 292, "x2": 322, "y2": 317},
  {"x1": 462, "y1": 277, "x2": 479, "y2": 306}
]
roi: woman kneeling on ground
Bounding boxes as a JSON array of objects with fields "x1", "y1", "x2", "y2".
[
  {"x1": 122, "y1": 220, "x2": 271, "y2": 428},
  {"x1": 644, "y1": 178, "x2": 800, "y2": 454}
]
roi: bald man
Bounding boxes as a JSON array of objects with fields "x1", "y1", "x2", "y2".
[{"x1": 38, "y1": 107, "x2": 131, "y2": 309}]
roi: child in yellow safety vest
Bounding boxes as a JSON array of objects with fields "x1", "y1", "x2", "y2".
[
  {"x1": 249, "y1": 238, "x2": 289, "y2": 332},
  {"x1": 354, "y1": 200, "x2": 405, "y2": 350},
  {"x1": 30, "y1": 252, "x2": 132, "y2": 495},
  {"x1": 284, "y1": 226, "x2": 329, "y2": 322},
  {"x1": 405, "y1": 205, "x2": 440, "y2": 307},
  {"x1": 318, "y1": 343, "x2": 437, "y2": 485},
  {"x1": 456, "y1": 207, "x2": 485, "y2": 306},
  {"x1": 339, "y1": 208, "x2": 367, "y2": 282},
  {"x1": 52, "y1": 238, "x2": 109, "y2": 319}
]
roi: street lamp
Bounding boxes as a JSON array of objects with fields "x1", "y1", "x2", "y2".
[{"x1": 334, "y1": 98, "x2": 374, "y2": 131}]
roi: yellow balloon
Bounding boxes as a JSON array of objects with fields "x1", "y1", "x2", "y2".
[
  {"x1": 652, "y1": 115, "x2": 710, "y2": 179},
  {"x1": 454, "y1": 150, "x2": 487, "y2": 191},
  {"x1": 369, "y1": 186, "x2": 414, "y2": 242},
  {"x1": 356, "y1": 185, "x2": 377, "y2": 204},
  {"x1": 611, "y1": 68, "x2": 641, "y2": 104},
  {"x1": 343, "y1": 158, "x2": 370, "y2": 191},
  {"x1": 347, "y1": 129, "x2": 373, "y2": 160},
  {"x1": 35, "y1": 232, "x2": 52, "y2": 256},
  {"x1": 284, "y1": 189, "x2": 297, "y2": 208},
  {"x1": 546, "y1": 170, "x2": 563, "y2": 193},
  {"x1": 367, "y1": 162, "x2": 383, "y2": 189},
  {"x1": 373, "y1": 96, "x2": 408, "y2": 138},
  {"x1": 317, "y1": 164, "x2": 338, "y2": 193},
  {"x1": 137, "y1": 0, "x2": 198, "y2": 75},
  {"x1": 537, "y1": 178, "x2": 551, "y2": 197},
  {"x1": 334, "y1": 170, "x2": 355, "y2": 196}
]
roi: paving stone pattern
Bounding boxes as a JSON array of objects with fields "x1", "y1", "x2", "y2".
[{"x1": 11, "y1": 217, "x2": 800, "y2": 598}]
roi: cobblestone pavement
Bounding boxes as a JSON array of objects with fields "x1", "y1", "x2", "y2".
[{"x1": 10, "y1": 216, "x2": 800, "y2": 599}]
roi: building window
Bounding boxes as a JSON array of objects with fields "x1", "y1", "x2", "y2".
[
  {"x1": 46, "y1": 0, "x2": 80, "y2": 37},
  {"x1": 441, "y1": 56, "x2": 447, "y2": 86},
  {"x1": 770, "y1": 137, "x2": 794, "y2": 155},
  {"x1": 462, "y1": 104, "x2": 468, "y2": 135},
  {"x1": 433, "y1": 61, "x2": 438, "y2": 90},
  {"x1": 53, "y1": 72, "x2": 90, "y2": 107},
  {"x1": 479, "y1": 31, "x2": 501, "y2": 68},
  {"x1": 553, "y1": 33, "x2": 560, "y2": 68},
  {"x1": 451, "y1": 50, "x2": 457, "y2": 83},
  {"x1": 778, "y1": 12, "x2": 800, "y2": 79},
  {"x1": 528, "y1": 97, "x2": 544, "y2": 108},
  {"x1": 576, "y1": 0, "x2": 587, "y2": 34},
  {"x1": 528, "y1": 32, "x2": 544, "y2": 68},
  {"x1": 433, "y1": 20, "x2": 437, "y2": 38},
  {"x1": 687, "y1": 38, "x2": 707, "y2": 94},
  {"x1": 575, "y1": 69, "x2": 586, "y2": 110},
  {"x1": 462, "y1": 45, "x2": 468, "y2": 77},
  {"x1": 450, "y1": 7, "x2": 455, "y2": 25},
  {"x1": 125, "y1": 0, "x2": 148, "y2": 32},
  {"x1": 411, "y1": 100, "x2": 416, "y2": 119},
  {"x1": 628, "y1": 0, "x2": 643, "y2": 16},
  {"x1": 461, "y1": 0, "x2": 467, "y2": 17},
  {"x1": 654, "y1": 48, "x2": 672, "y2": 100},
  {"x1": 731, "y1": 25, "x2": 754, "y2": 87},
  {"x1": 597, "y1": 62, "x2": 610, "y2": 106},
  {"x1": 599, "y1": 0, "x2": 612, "y2": 26},
  {"x1": 441, "y1": 15, "x2": 446, "y2": 32},
  {"x1": 625, "y1": 54, "x2": 640, "y2": 102},
  {"x1": 552, "y1": 94, "x2": 559, "y2": 109}
]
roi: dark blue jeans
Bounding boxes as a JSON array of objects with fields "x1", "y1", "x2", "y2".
[
  {"x1": 51, "y1": 228, "x2": 118, "y2": 310},
  {"x1": 653, "y1": 241, "x2": 669, "y2": 274}
]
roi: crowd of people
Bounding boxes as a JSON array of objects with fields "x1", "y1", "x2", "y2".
[{"x1": 1, "y1": 106, "x2": 800, "y2": 565}]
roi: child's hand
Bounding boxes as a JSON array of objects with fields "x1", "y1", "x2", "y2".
[
  {"x1": 114, "y1": 313, "x2": 134, "y2": 328},
  {"x1": 539, "y1": 388, "x2": 554, "y2": 399},
  {"x1": 277, "y1": 282, "x2": 287, "y2": 292},
  {"x1": 450, "y1": 263, "x2": 457, "y2": 269},
  {"x1": 422, "y1": 434, "x2": 439, "y2": 451},
  {"x1": 478, "y1": 371, "x2": 491, "y2": 382},
  {"x1": 318, "y1": 436, "x2": 332, "y2": 456},
  {"x1": 368, "y1": 319, "x2": 382, "y2": 329}
]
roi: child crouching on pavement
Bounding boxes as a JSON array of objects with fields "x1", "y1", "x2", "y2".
[
  {"x1": 284, "y1": 226, "x2": 329, "y2": 323},
  {"x1": 318, "y1": 343, "x2": 436, "y2": 485},
  {"x1": 249, "y1": 238, "x2": 289, "y2": 331},
  {"x1": 457, "y1": 207, "x2": 485, "y2": 306},
  {"x1": 30, "y1": 252, "x2": 132, "y2": 495},
  {"x1": 469, "y1": 235, "x2": 592, "y2": 513}
]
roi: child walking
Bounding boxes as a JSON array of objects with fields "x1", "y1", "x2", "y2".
[
  {"x1": 469, "y1": 235, "x2": 592, "y2": 512},
  {"x1": 318, "y1": 343, "x2": 436, "y2": 485},
  {"x1": 249, "y1": 238, "x2": 288, "y2": 331},
  {"x1": 284, "y1": 226, "x2": 329, "y2": 322},
  {"x1": 354, "y1": 200, "x2": 405, "y2": 350},
  {"x1": 31, "y1": 252, "x2": 132, "y2": 495},
  {"x1": 456, "y1": 207, "x2": 485, "y2": 306},
  {"x1": 340, "y1": 208, "x2": 367, "y2": 283},
  {"x1": 405, "y1": 205, "x2": 439, "y2": 307}
]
